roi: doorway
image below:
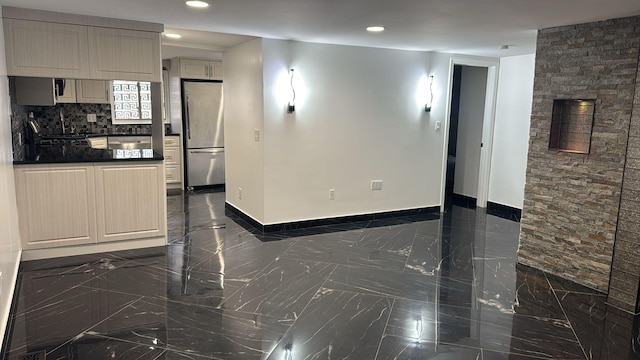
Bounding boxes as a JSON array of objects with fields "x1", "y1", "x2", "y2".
[{"x1": 440, "y1": 58, "x2": 499, "y2": 212}]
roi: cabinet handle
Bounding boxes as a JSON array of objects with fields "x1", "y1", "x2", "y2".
[{"x1": 185, "y1": 94, "x2": 192, "y2": 139}]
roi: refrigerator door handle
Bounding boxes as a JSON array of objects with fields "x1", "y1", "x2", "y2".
[
  {"x1": 189, "y1": 149, "x2": 224, "y2": 154},
  {"x1": 185, "y1": 93, "x2": 192, "y2": 140}
]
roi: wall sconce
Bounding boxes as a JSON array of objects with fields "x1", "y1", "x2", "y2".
[
  {"x1": 425, "y1": 75, "x2": 434, "y2": 112},
  {"x1": 287, "y1": 68, "x2": 296, "y2": 113}
]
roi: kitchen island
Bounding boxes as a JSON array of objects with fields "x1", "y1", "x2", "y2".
[{"x1": 14, "y1": 141, "x2": 167, "y2": 260}]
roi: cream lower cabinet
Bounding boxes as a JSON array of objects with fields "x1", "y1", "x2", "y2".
[
  {"x1": 14, "y1": 164, "x2": 97, "y2": 249},
  {"x1": 95, "y1": 163, "x2": 166, "y2": 242},
  {"x1": 164, "y1": 135, "x2": 182, "y2": 189},
  {"x1": 15, "y1": 162, "x2": 166, "y2": 251}
]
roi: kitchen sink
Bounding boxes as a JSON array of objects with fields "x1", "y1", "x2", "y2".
[{"x1": 107, "y1": 136, "x2": 152, "y2": 150}]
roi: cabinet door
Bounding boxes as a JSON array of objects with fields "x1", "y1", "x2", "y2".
[
  {"x1": 164, "y1": 147, "x2": 179, "y2": 165},
  {"x1": 87, "y1": 27, "x2": 161, "y2": 82},
  {"x1": 94, "y1": 163, "x2": 166, "y2": 242},
  {"x1": 76, "y1": 80, "x2": 110, "y2": 104},
  {"x1": 211, "y1": 61, "x2": 223, "y2": 80},
  {"x1": 56, "y1": 79, "x2": 77, "y2": 103},
  {"x1": 180, "y1": 59, "x2": 210, "y2": 80},
  {"x1": 4, "y1": 19, "x2": 90, "y2": 78},
  {"x1": 164, "y1": 136, "x2": 180, "y2": 147},
  {"x1": 15, "y1": 165, "x2": 97, "y2": 249},
  {"x1": 165, "y1": 165, "x2": 181, "y2": 183}
]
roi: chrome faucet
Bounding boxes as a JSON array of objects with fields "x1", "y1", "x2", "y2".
[{"x1": 60, "y1": 109, "x2": 66, "y2": 135}]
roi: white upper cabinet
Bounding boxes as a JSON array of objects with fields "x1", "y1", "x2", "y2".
[
  {"x1": 56, "y1": 79, "x2": 77, "y2": 103},
  {"x1": 180, "y1": 59, "x2": 223, "y2": 80},
  {"x1": 76, "y1": 80, "x2": 110, "y2": 103},
  {"x1": 3, "y1": 19, "x2": 90, "y2": 78},
  {"x1": 2, "y1": 7, "x2": 163, "y2": 82},
  {"x1": 88, "y1": 27, "x2": 161, "y2": 82}
]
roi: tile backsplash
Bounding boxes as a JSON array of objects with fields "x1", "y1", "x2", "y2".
[
  {"x1": 10, "y1": 79, "x2": 27, "y2": 161},
  {"x1": 8, "y1": 77, "x2": 175, "y2": 162},
  {"x1": 26, "y1": 103, "x2": 152, "y2": 136}
]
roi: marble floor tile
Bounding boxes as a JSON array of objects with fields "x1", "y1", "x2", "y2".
[
  {"x1": 404, "y1": 234, "x2": 443, "y2": 275},
  {"x1": 375, "y1": 336, "x2": 482, "y2": 360},
  {"x1": 325, "y1": 265, "x2": 475, "y2": 305},
  {"x1": 510, "y1": 265, "x2": 567, "y2": 319},
  {"x1": 221, "y1": 257, "x2": 336, "y2": 321},
  {"x1": 356, "y1": 223, "x2": 419, "y2": 255},
  {"x1": 266, "y1": 288, "x2": 392, "y2": 360},
  {"x1": 280, "y1": 236, "x2": 409, "y2": 271},
  {"x1": 92, "y1": 298, "x2": 289, "y2": 360},
  {"x1": 385, "y1": 298, "x2": 584, "y2": 358},
  {"x1": 5, "y1": 190, "x2": 640, "y2": 360}
]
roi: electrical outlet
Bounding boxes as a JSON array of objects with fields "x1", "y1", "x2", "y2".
[
  {"x1": 371, "y1": 180, "x2": 383, "y2": 191},
  {"x1": 17, "y1": 133, "x2": 22, "y2": 146},
  {"x1": 435, "y1": 121, "x2": 442, "y2": 131},
  {"x1": 87, "y1": 114, "x2": 97, "y2": 123},
  {"x1": 329, "y1": 189, "x2": 335, "y2": 200},
  {"x1": 238, "y1": 187, "x2": 243, "y2": 200},
  {"x1": 254, "y1": 129, "x2": 260, "y2": 142}
]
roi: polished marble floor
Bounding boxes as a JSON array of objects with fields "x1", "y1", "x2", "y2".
[{"x1": 2, "y1": 189, "x2": 640, "y2": 359}]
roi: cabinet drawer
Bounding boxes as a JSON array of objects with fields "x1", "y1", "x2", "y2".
[
  {"x1": 164, "y1": 136, "x2": 180, "y2": 147},
  {"x1": 163, "y1": 147, "x2": 180, "y2": 165},
  {"x1": 165, "y1": 165, "x2": 181, "y2": 183}
]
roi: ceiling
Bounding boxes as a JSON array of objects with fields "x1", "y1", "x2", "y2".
[{"x1": 2, "y1": 0, "x2": 640, "y2": 58}]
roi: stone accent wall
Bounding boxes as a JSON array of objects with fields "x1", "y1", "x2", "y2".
[
  {"x1": 608, "y1": 56, "x2": 640, "y2": 312},
  {"x1": 519, "y1": 17, "x2": 640, "y2": 291}
]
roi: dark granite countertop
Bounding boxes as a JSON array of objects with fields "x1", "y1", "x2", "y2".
[
  {"x1": 84, "y1": 133, "x2": 152, "y2": 138},
  {"x1": 14, "y1": 141, "x2": 163, "y2": 165}
]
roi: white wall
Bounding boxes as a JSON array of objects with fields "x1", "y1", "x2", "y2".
[
  {"x1": 0, "y1": 12, "x2": 22, "y2": 350},
  {"x1": 224, "y1": 39, "x2": 266, "y2": 222},
  {"x1": 488, "y1": 54, "x2": 535, "y2": 209},
  {"x1": 454, "y1": 66, "x2": 488, "y2": 198},
  {"x1": 261, "y1": 41, "x2": 441, "y2": 224},
  {"x1": 225, "y1": 39, "x2": 533, "y2": 224}
]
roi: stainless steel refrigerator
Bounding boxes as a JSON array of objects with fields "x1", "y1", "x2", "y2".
[{"x1": 183, "y1": 81, "x2": 225, "y2": 188}]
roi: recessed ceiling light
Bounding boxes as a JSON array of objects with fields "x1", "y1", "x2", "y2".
[
  {"x1": 164, "y1": 33, "x2": 182, "y2": 39},
  {"x1": 186, "y1": 0, "x2": 209, "y2": 8},
  {"x1": 366, "y1": 26, "x2": 385, "y2": 33},
  {"x1": 499, "y1": 45, "x2": 511, "y2": 50}
]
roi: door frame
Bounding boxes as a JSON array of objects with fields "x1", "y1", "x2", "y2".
[{"x1": 439, "y1": 56, "x2": 500, "y2": 212}]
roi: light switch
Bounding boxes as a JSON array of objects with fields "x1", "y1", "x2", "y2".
[{"x1": 254, "y1": 129, "x2": 260, "y2": 142}]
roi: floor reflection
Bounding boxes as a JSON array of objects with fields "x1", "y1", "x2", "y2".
[{"x1": 2, "y1": 190, "x2": 640, "y2": 359}]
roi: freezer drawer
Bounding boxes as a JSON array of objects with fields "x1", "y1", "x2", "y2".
[{"x1": 187, "y1": 148, "x2": 225, "y2": 187}]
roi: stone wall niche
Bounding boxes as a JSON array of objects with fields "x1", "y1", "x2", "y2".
[
  {"x1": 549, "y1": 99, "x2": 595, "y2": 154},
  {"x1": 519, "y1": 15, "x2": 640, "y2": 297}
]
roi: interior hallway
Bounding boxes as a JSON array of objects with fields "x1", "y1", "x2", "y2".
[{"x1": 2, "y1": 189, "x2": 638, "y2": 359}]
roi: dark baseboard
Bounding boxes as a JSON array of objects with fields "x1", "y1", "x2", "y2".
[
  {"x1": 487, "y1": 201, "x2": 522, "y2": 222},
  {"x1": 225, "y1": 202, "x2": 440, "y2": 233},
  {"x1": 451, "y1": 193, "x2": 477, "y2": 209}
]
